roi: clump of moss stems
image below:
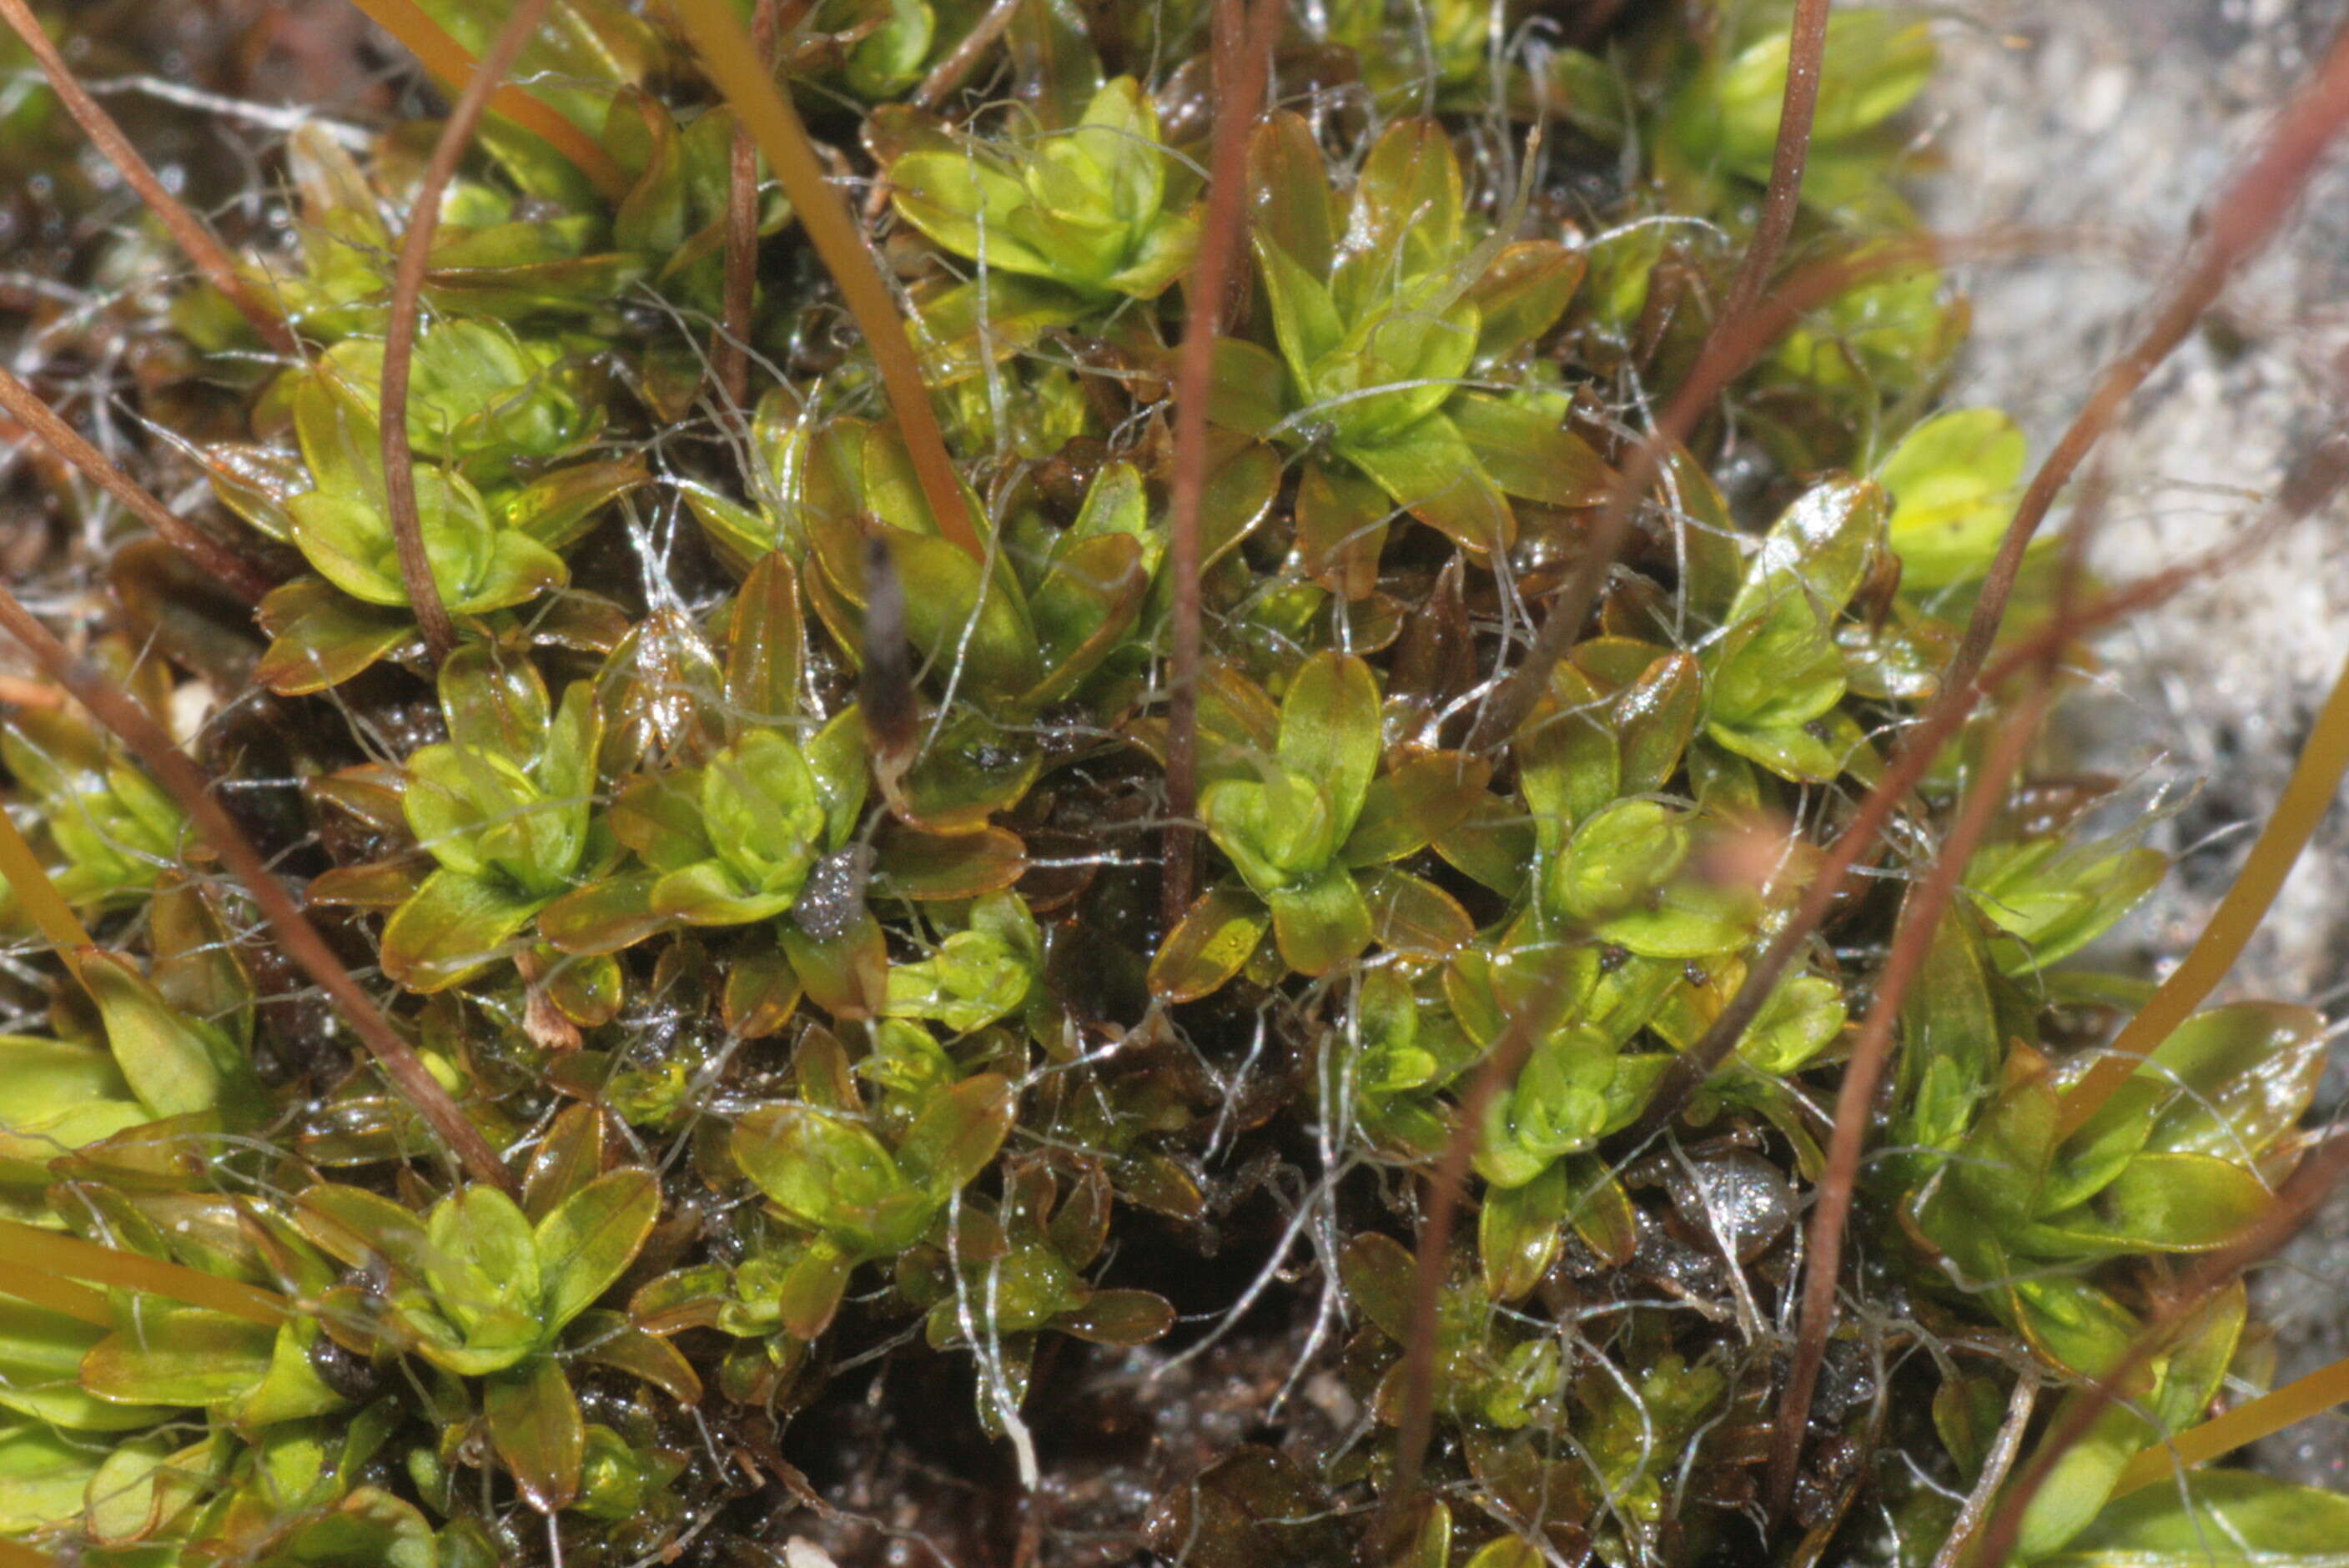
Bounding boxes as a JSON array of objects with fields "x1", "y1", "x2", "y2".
[{"x1": 3, "y1": 3, "x2": 2349, "y2": 1565}]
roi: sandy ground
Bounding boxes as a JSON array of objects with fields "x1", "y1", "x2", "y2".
[{"x1": 1924, "y1": 0, "x2": 2349, "y2": 1487}]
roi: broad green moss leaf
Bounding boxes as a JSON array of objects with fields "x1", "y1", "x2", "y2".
[
  {"x1": 1449, "y1": 393, "x2": 1617, "y2": 508},
  {"x1": 732, "y1": 1102, "x2": 908, "y2": 1247},
  {"x1": 381, "y1": 867, "x2": 550, "y2": 993},
  {"x1": 2136, "y1": 1003, "x2": 2327, "y2": 1161},
  {"x1": 80, "y1": 1305, "x2": 276, "y2": 1408},
  {"x1": 2048, "y1": 1470, "x2": 2349, "y2": 1565},
  {"x1": 1149, "y1": 885, "x2": 1274, "y2": 1002},
  {"x1": 1362, "y1": 869, "x2": 1476, "y2": 958},
  {"x1": 1977, "y1": 837, "x2": 2168, "y2": 975},
  {"x1": 1479, "y1": 1158, "x2": 1568, "y2": 1302},
  {"x1": 2021, "y1": 1151, "x2": 2272, "y2": 1257},
  {"x1": 1296, "y1": 459, "x2": 1392, "y2": 599},
  {"x1": 1712, "y1": 11, "x2": 1935, "y2": 177},
  {"x1": 0, "y1": 1299, "x2": 162, "y2": 1430},
  {"x1": 289, "y1": 464, "x2": 566, "y2": 616},
  {"x1": 1552, "y1": 801, "x2": 1758, "y2": 957},
  {"x1": 79, "y1": 950, "x2": 232, "y2": 1119},
  {"x1": 1741, "y1": 972, "x2": 1847, "y2": 1074},
  {"x1": 895, "y1": 1074, "x2": 1018, "y2": 1200},
  {"x1": 425, "y1": 1185, "x2": 542, "y2": 1341},
  {"x1": 1346, "y1": 118, "x2": 1463, "y2": 283},
  {"x1": 1279, "y1": 651, "x2": 1382, "y2": 832},
  {"x1": 536, "y1": 1168, "x2": 661, "y2": 1329},
  {"x1": 1616, "y1": 653, "x2": 1702, "y2": 795},
  {"x1": 1879, "y1": 407, "x2": 2025, "y2": 588},
  {"x1": 1729, "y1": 475, "x2": 1887, "y2": 624},
  {"x1": 1053, "y1": 1289, "x2": 1175, "y2": 1347},
  {"x1": 1519, "y1": 666, "x2": 1620, "y2": 847},
  {"x1": 2010, "y1": 1270, "x2": 2143, "y2": 1384},
  {"x1": 0, "y1": 1420, "x2": 104, "y2": 1535},
  {"x1": 1467, "y1": 240, "x2": 1586, "y2": 364},
  {"x1": 1894, "y1": 914, "x2": 1999, "y2": 1169},
  {"x1": 1268, "y1": 866, "x2": 1376, "y2": 977},
  {"x1": 0, "y1": 1037, "x2": 148, "y2": 1183},
  {"x1": 1353, "y1": 415, "x2": 1512, "y2": 556},
  {"x1": 254, "y1": 579, "x2": 415, "y2": 694},
  {"x1": 485, "y1": 1357, "x2": 585, "y2": 1515}
]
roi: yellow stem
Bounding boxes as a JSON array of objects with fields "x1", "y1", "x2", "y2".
[
  {"x1": 340, "y1": 0, "x2": 632, "y2": 202},
  {"x1": 0, "y1": 1267, "x2": 113, "y2": 1326},
  {"x1": 0, "y1": 1217, "x2": 287, "y2": 1326},
  {"x1": 670, "y1": 0, "x2": 984, "y2": 560},
  {"x1": 2112, "y1": 1349, "x2": 2349, "y2": 1498},
  {"x1": 0, "y1": 807, "x2": 91, "y2": 978},
  {"x1": 2060, "y1": 644, "x2": 2349, "y2": 1138}
]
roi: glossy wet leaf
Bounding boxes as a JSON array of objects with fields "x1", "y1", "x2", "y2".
[
  {"x1": 1879, "y1": 407, "x2": 2026, "y2": 588},
  {"x1": 1552, "y1": 801, "x2": 1759, "y2": 957},
  {"x1": 485, "y1": 1356, "x2": 585, "y2": 1514},
  {"x1": 2049, "y1": 1470, "x2": 2349, "y2": 1565},
  {"x1": 732, "y1": 1102, "x2": 908, "y2": 1249},
  {"x1": 1149, "y1": 885, "x2": 1273, "y2": 1002},
  {"x1": 536, "y1": 1168, "x2": 660, "y2": 1328},
  {"x1": 80, "y1": 1305, "x2": 276, "y2": 1408},
  {"x1": 78, "y1": 950, "x2": 235, "y2": 1120}
]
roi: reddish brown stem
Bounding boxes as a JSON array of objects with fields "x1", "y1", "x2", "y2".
[
  {"x1": 1713, "y1": 0, "x2": 1830, "y2": 333},
  {"x1": 1943, "y1": 18, "x2": 2349, "y2": 706},
  {"x1": 1765, "y1": 676, "x2": 2056, "y2": 1524},
  {"x1": 675, "y1": 0, "x2": 983, "y2": 560},
  {"x1": 1385, "y1": 962, "x2": 1576, "y2": 1538},
  {"x1": 0, "y1": 589, "x2": 517, "y2": 1196},
  {"x1": 0, "y1": 0, "x2": 296, "y2": 355},
  {"x1": 0, "y1": 366, "x2": 276, "y2": 603},
  {"x1": 380, "y1": 0, "x2": 556, "y2": 666},
  {"x1": 716, "y1": 0, "x2": 785, "y2": 414},
  {"x1": 1465, "y1": 235, "x2": 1944, "y2": 756},
  {"x1": 1634, "y1": 29, "x2": 2349, "y2": 1134},
  {"x1": 913, "y1": 0, "x2": 1023, "y2": 110},
  {"x1": 1631, "y1": 424, "x2": 2343, "y2": 1146},
  {"x1": 1159, "y1": 0, "x2": 1281, "y2": 930}
]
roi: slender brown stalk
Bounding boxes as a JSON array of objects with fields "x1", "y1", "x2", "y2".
[
  {"x1": 717, "y1": 0, "x2": 785, "y2": 414},
  {"x1": 1713, "y1": 0, "x2": 1830, "y2": 333},
  {"x1": 340, "y1": 0, "x2": 631, "y2": 201},
  {"x1": 912, "y1": 0, "x2": 1024, "y2": 110},
  {"x1": 0, "y1": 1215, "x2": 287, "y2": 1325},
  {"x1": 1491, "y1": 36, "x2": 2349, "y2": 1118},
  {"x1": 672, "y1": 0, "x2": 984, "y2": 560},
  {"x1": 1386, "y1": 959, "x2": 1581, "y2": 1538},
  {"x1": 1462, "y1": 235, "x2": 1942, "y2": 757},
  {"x1": 2057, "y1": 641, "x2": 2349, "y2": 1136},
  {"x1": 0, "y1": 368, "x2": 275, "y2": 604},
  {"x1": 0, "y1": 589, "x2": 517, "y2": 1196},
  {"x1": 1160, "y1": 0, "x2": 1281, "y2": 930},
  {"x1": 857, "y1": 0, "x2": 1018, "y2": 224},
  {"x1": 380, "y1": 0, "x2": 558, "y2": 666},
  {"x1": 1766, "y1": 676, "x2": 2056, "y2": 1523},
  {"x1": 1942, "y1": 18, "x2": 2349, "y2": 706},
  {"x1": 0, "y1": 0, "x2": 295, "y2": 354},
  {"x1": 1632, "y1": 411, "x2": 2349, "y2": 1142},
  {"x1": 1970, "y1": 1126, "x2": 2349, "y2": 1568}
]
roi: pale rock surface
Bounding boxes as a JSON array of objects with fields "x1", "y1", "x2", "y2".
[{"x1": 1924, "y1": 0, "x2": 2349, "y2": 1487}]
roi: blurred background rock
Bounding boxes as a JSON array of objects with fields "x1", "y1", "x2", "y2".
[{"x1": 1929, "y1": 0, "x2": 2349, "y2": 1491}]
